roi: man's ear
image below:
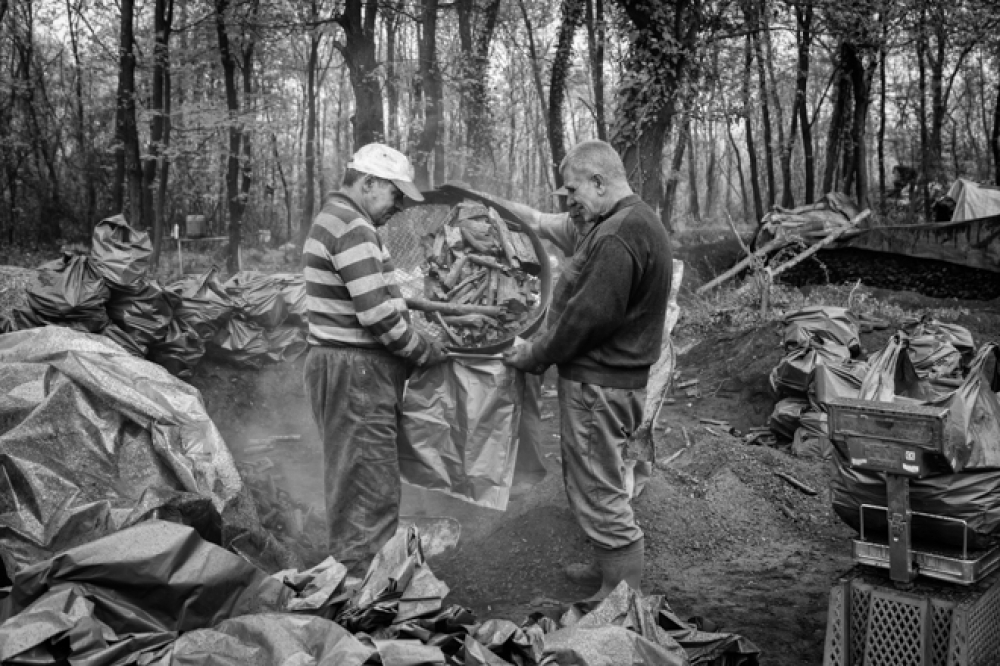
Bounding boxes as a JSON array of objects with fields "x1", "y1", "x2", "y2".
[
  {"x1": 592, "y1": 174, "x2": 606, "y2": 193},
  {"x1": 361, "y1": 175, "x2": 377, "y2": 193}
]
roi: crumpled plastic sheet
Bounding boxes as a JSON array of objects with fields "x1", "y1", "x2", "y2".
[
  {"x1": 769, "y1": 397, "x2": 808, "y2": 440},
  {"x1": 0, "y1": 326, "x2": 265, "y2": 575},
  {"x1": 209, "y1": 316, "x2": 271, "y2": 369},
  {"x1": 106, "y1": 279, "x2": 176, "y2": 350},
  {"x1": 26, "y1": 253, "x2": 110, "y2": 333},
  {"x1": 792, "y1": 410, "x2": 831, "y2": 460},
  {"x1": 398, "y1": 357, "x2": 525, "y2": 510},
  {"x1": 167, "y1": 267, "x2": 239, "y2": 340},
  {"x1": 781, "y1": 305, "x2": 860, "y2": 356},
  {"x1": 906, "y1": 334, "x2": 962, "y2": 379},
  {"x1": 0, "y1": 520, "x2": 760, "y2": 666},
  {"x1": 271, "y1": 272, "x2": 308, "y2": 325},
  {"x1": 904, "y1": 316, "x2": 975, "y2": 361},
  {"x1": 89, "y1": 214, "x2": 152, "y2": 292},
  {"x1": 266, "y1": 325, "x2": 308, "y2": 363},
  {"x1": 224, "y1": 271, "x2": 290, "y2": 330},
  {"x1": 770, "y1": 339, "x2": 851, "y2": 399},
  {"x1": 147, "y1": 316, "x2": 206, "y2": 378},
  {"x1": 858, "y1": 333, "x2": 939, "y2": 403},
  {"x1": 0, "y1": 521, "x2": 293, "y2": 665},
  {"x1": 810, "y1": 360, "x2": 869, "y2": 410}
]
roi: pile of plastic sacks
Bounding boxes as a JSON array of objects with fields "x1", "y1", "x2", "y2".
[
  {"x1": 766, "y1": 306, "x2": 1000, "y2": 548},
  {"x1": 0, "y1": 215, "x2": 308, "y2": 376}
]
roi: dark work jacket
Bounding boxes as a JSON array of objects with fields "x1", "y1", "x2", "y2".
[{"x1": 532, "y1": 194, "x2": 672, "y2": 389}]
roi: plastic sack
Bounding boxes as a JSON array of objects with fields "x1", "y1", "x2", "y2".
[
  {"x1": 907, "y1": 334, "x2": 961, "y2": 379},
  {"x1": 107, "y1": 279, "x2": 176, "y2": 350},
  {"x1": 0, "y1": 327, "x2": 258, "y2": 575},
  {"x1": 224, "y1": 271, "x2": 290, "y2": 330},
  {"x1": 810, "y1": 360, "x2": 869, "y2": 410},
  {"x1": 90, "y1": 214, "x2": 152, "y2": 291},
  {"x1": 903, "y1": 316, "x2": 975, "y2": 361},
  {"x1": 0, "y1": 521, "x2": 293, "y2": 664},
  {"x1": 770, "y1": 339, "x2": 852, "y2": 399},
  {"x1": 858, "y1": 334, "x2": 939, "y2": 403},
  {"x1": 26, "y1": 253, "x2": 109, "y2": 332},
  {"x1": 147, "y1": 317, "x2": 206, "y2": 378},
  {"x1": 769, "y1": 397, "x2": 808, "y2": 440},
  {"x1": 782, "y1": 305, "x2": 860, "y2": 356},
  {"x1": 167, "y1": 267, "x2": 238, "y2": 340},
  {"x1": 792, "y1": 411, "x2": 831, "y2": 459},
  {"x1": 398, "y1": 357, "x2": 525, "y2": 510},
  {"x1": 102, "y1": 321, "x2": 147, "y2": 356},
  {"x1": 265, "y1": 325, "x2": 308, "y2": 363},
  {"x1": 209, "y1": 317, "x2": 271, "y2": 369},
  {"x1": 829, "y1": 440, "x2": 1000, "y2": 550},
  {"x1": 271, "y1": 272, "x2": 308, "y2": 325}
]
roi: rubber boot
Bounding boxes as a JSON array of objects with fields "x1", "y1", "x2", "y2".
[
  {"x1": 587, "y1": 537, "x2": 644, "y2": 602},
  {"x1": 564, "y1": 559, "x2": 602, "y2": 587}
]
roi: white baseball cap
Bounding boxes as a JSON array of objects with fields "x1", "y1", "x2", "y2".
[{"x1": 348, "y1": 143, "x2": 424, "y2": 202}]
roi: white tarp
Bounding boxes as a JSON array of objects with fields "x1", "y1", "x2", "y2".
[{"x1": 946, "y1": 179, "x2": 1000, "y2": 222}]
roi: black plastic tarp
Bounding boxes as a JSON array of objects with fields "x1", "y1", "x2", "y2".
[
  {"x1": 106, "y1": 280, "x2": 176, "y2": 351},
  {"x1": 770, "y1": 339, "x2": 852, "y2": 399},
  {"x1": 147, "y1": 316, "x2": 206, "y2": 378},
  {"x1": 0, "y1": 326, "x2": 273, "y2": 577},
  {"x1": 90, "y1": 214, "x2": 152, "y2": 292},
  {"x1": 167, "y1": 267, "x2": 239, "y2": 340},
  {"x1": 224, "y1": 271, "x2": 290, "y2": 330},
  {"x1": 271, "y1": 272, "x2": 308, "y2": 325},
  {"x1": 26, "y1": 253, "x2": 110, "y2": 333},
  {"x1": 781, "y1": 306, "x2": 860, "y2": 357},
  {"x1": 209, "y1": 317, "x2": 272, "y2": 369}
]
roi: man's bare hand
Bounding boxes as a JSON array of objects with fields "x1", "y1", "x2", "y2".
[
  {"x1": 502, "y1": 341, "x2": 546, "y2": 374},
  {"x1": 419, "y1": 336, "x2": 450, "y2": 367}
]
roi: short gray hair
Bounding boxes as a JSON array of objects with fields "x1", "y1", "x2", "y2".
[{"x1": 560, "y1": 140, "x2": 627, "y2": 182}]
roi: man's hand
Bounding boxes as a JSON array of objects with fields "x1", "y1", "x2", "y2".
[
  {"x1": 420, "y1": 338, "x2": 450, "y2": 367},
  {"x1": 502, "y1": 340, "x2": 546, "y2": 374}
]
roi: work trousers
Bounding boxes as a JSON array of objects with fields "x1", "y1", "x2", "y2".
[
  {"x1": 558, "y1": 377, "x2": 645, "y2": 550},
  {"x1": 304, "y1": 345, "x2": 407, "y2": 575}
]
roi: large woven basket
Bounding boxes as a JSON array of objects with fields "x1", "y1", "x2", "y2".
[{"x1": 381, "y1": 185, "x2": 552, "y2": 355}]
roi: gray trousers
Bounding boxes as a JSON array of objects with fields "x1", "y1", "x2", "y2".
[
  {"x1": 304, "y1": 345, "x2": 407, "y2": 575},
  {"x1": 558, "y1": 377, "x2": 645, "y2": 550}
]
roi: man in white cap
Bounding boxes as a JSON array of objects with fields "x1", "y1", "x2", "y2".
[{"x1": 303, "y1": 143, "x2": 447, "y2": 576}]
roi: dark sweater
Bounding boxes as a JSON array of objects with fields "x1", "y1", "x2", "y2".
[{"x1": 532, "y1": 194, "x2": 672, "y2": 389}]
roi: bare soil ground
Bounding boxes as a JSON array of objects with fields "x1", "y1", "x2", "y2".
[{"x1": 189, "y1": 283, "x2": 1000, "y2": 666}]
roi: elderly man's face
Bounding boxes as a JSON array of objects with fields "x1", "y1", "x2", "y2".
[
  {"x1": 366, "y1": 178, "x2": 405, "y2": 226},
  {"x1": 560, "y1": 167, "x2": 604, "y2": 223}
]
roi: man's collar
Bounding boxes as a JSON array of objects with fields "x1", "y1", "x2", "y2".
[
  {"x1": 327, "y1": 190, "x2": 373, "y2": 225},
  {"x1": 595, "y1": 194, "x2": 641, "y2": 225}
]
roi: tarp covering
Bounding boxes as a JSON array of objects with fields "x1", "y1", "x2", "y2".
[
  {"x1": 770, "y1": 339, "x2": 852, "y2": 399},
  {"x1": 26, "y1": 253, "x2": 110, "y2": 333},
  {"x1": 398, "y1": 357, "x2": 525, "y2": 510},
  {"x1": 769, "y1": 398, "x2": 808, "y2": 440},
  {"x1": 167, "y1": 267, "x2": 239, "y2": 340},
  {"x1": 223, "y1": 271, "x2": 290, "y2": 330},
  {"x1": 0, "y1": 326, "x2": 277, "y2": 577},
  {"x1": 945, "y1": 178, "x2": 1000, "y2": 222},
  {"x1": 759, "y1": 192, "x2": 863, "y2": 242},
  {"x1": 782, "y1": 306, "x2": 860, "y2": 356}
]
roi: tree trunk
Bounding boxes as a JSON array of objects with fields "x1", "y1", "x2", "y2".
[
  {"x1": 746, "y1": 0, "x2": 775, "y2": 209},
  {"x1": 300, "y1": 24, "x2": 320, "y2": 248},
  {"x1": 413, "y1": 0, "x2": 441, "y2": 190},
  {"x1": 515, "y1": 0, "x2": 553, "y2": 191},
  {"x1": 796, "y1": 1, "x2": 815, "y2": 203},
  {"x1": 215, "y1": 0, "x2": 246, "y2": 274},
  {"x1": 687, "y1": 123, "x2": 700, "y2": 222},
  {"x1": 993, "y1": 67, "x2": 1000, "y2": 185},
  {"x1": 65, "y1": 0, "x2": 96, "y2": 224},
  {"x1": 742, "y1": 35, "x2": 763, "y2": 222},
  {"x1": 115, "y1": 0, "x2": 143, "y2": 227},
  {"x1": 385, "y1": 1, "x2": 401, "y2": 146},
  {"x1": 338, "y1": 0, "x2": 384, "y2": 148},
  {"x1": 704, "y1": 120, "x2": 717, "y2": 218},
  {"x1": 663, "y1": 118, "x2": 689, "y2": 228},
  {"x1": 144, "y1": 0, "x2": 173, "y2": 267},
  {"x1": 917, "y1": 8, "x2": 929, "y2": 219},
  {"x1": 878, "y1": 48, "x2": 886, "y2": 200},
  {"x1": 456, "y1": 0, "x2": 502, "y2": 188},
  {"x1": 760, "y1": 0, "x2": 789, "y2": 209},
  {"x1": 585, "y1": 0, "x2": 606, "y2": 141},
  {"x1": 822, "y1": 50, "x2": 850, "y2": 195},
  {"x1": 549, "y1": 0, "x2": 584, "y2": 191}
]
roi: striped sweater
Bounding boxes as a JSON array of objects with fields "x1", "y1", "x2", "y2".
[{"x1": 303, "y1": 193, "x2": 428, "y2": 363}]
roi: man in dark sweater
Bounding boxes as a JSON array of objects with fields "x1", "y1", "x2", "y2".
[{"x1": 503, "y1": 140, "x2": 672, "y2": 600}]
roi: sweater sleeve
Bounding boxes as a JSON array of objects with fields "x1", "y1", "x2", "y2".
[
  {"x1": 531, "y1": 236, "x2": 635, "y2": 366},
  {"x1": 332, "y1": 223, "x2": 428, "y2": 363}
]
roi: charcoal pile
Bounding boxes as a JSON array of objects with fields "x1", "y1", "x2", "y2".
[
  {"x1": 777, "y1": 247, "x2": 1000, "y2": 300},
  {"x1": 0, "y1": 215, "x2": 309, "y2": 377},
  {"x1": 411, "y1": 201, "x2": 543, "y2": 348}
]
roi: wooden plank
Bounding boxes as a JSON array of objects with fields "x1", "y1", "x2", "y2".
[{"x1": 509, "y1": 231, "x2": 542, "y2": 275}]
